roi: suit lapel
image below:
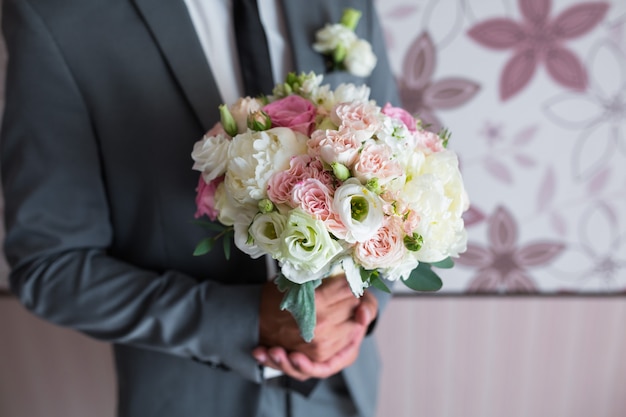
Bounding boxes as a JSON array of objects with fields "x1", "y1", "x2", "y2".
[
  {"x1": 131, "y1": 0, "x2": 220, "y2": 132},
  {"x1": 280, "y1": 0, "x2": 330, "y2": 74}
]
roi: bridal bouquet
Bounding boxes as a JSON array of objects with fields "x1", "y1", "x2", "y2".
[{"x1": 191, "y1": 72, "x2": 469, "y2": 341}]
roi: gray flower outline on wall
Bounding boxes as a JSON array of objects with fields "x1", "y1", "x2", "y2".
[
  {"x1": 456, "y1": 205, "x2": 565, "y2": 293},
  {"x1": 468, "y1": 0, "x2": 610, "y2": 101},
  {"x1": 550, "y1": 202, "x2": 626, "y2": 292},
  {"x1": 543, "y1": 41, "x2": 626, "y2": 180},
  {"x1": 396, "y1": 31, "x2": 480, "y2": 133}
]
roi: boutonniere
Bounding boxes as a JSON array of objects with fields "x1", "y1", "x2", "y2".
[{"x1": 313, "y1": 8, "x2": 377, "y2": 77}]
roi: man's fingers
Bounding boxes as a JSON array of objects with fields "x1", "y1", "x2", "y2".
[
  {"x1": 288, "y1": 325, "x2": 366, "y2": 379},
  {"x1": 354, "y1": 291, "x2": 377, "y2": 327},
  {"x1": 315, "y1": 274, "x2": 355, "y2": 306}
]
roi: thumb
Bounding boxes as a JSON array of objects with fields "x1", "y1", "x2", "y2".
[{"x1": 354, "y1": 293, "x2": 377, "y2": 327}]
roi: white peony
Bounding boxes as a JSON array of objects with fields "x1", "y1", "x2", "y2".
[
  {"x1": 278, "y1": 209, "x2": 343, "y2": 284},
  {"x1": 344, "y1": 39, "x2": 377, "y2": 78},
  {"x1": 332, "y1": 178, "x2": 385, "y2": 243},
  {"x1": 401, "y1": 150, "x2": 469, "y2": 262},
  {"x1": 225, "y1": 127, "x2": 308, "y2": 205},
  {"x1": 191, "y1": 133, "x2": 230, "y2": 182}
]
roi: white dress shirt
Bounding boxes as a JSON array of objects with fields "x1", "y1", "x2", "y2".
[{"x1": 183, "y1": 0, "x2": 294, "y2": 105}]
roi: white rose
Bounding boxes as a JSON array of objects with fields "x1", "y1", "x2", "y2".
[
  {"x1": 402, "y1": 150, "x2": 469, "y2": 262},
  {"x1": 191, "y1": 133, "x2": 230, "y2": 182},
  {"x1": 344, "y1": 39, "x2": 377, "y2": 77},
  {"x1": 229, "y1": 97, "x2": 263, "y2": 134},
  {"x1": 312, "y1": 24, "x2": 357, "y2": 53},
  {"x1": 225, "y1": 127, "x2": 308, "y2": 205},
  {"x1": 248, "y1": 211, "x2": 287, "y2": 256},
  {"x1": 333, "y1": 178, "x2": 385, "y2": 243},
  {"x1": 278, "y1": 209, "x2": 343, "y2": 284}
]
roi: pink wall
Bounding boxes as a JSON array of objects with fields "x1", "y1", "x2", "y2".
[{"x1": 1, "y1": 297, "x2": 625, "y2": 417}]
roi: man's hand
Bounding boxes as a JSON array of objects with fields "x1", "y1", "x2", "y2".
[{"x1": 255, "y1": 278, "x2": 378, "y2": 381}]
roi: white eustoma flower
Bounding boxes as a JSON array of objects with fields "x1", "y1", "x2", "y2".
[
  {"x1": 333, "y1": 178, "x2": 385, "y2": 243},
  {"x1": 248, "y1": 211, "x2": 287, "y2": 257},
  {"x1": 278, "y1": 209, "x2": 343, "y2": 284},
  {"x1": 225, "y1": 127, "x2": 307, "y2": 205},
  {"x1": 191, "y1": 133, "x2": 230, "y2": 182},
  {"x1": 344, "y1": 39, "x2": 377, "y2": 77},
  {"x1": 340, "y1": 256, "x2": 369, "y2": 297}
]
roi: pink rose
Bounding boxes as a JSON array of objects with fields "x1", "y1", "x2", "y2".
[
  {"x1": 353, "y1": 216, "x2": 406, "y2": 269},
  {"x1": 353, "y1": 143, "x2": 403, "y2": 185},
  {"x1": 263, "y1": 95, "x2": 317, "y2": 136},
  {"x1": 230, "y1": 97, "x2": 263, "y2": 134},
  {"x1": 195, "y1": 175, "x2": 224, "y2": 221},
  {"x1": 381, "y1": 103, "x2": 418, "y2": 132}
]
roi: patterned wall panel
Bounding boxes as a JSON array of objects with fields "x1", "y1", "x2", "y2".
[{"x1": 376, "y1": 0, "x2": 626, "y2": 294}]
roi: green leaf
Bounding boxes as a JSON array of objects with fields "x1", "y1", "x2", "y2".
[
  {"x1": 430, "y1": 257, "x2": 455, "y2": 269},
  {"x1": 190, "y1": 220, "x2": 225, "y2": 233},
  {"x1": 193, "y1": 237, "x2": 215, "y2": 256},
  {"x1": 360, "y1": 268, "x2": 375, "y2": 283},
  {"x1": 275, "y1": 275, "x2": 322, "y2": 343},
  {"x1": 369, "y1": 274, "x2": 391, "y2": 293},
  {"x1": 403, "y1": 263, "x2": 443, "y2": 292},
  {"x1": 223, "y1": 237, "x2": 232, "y2": 260}
]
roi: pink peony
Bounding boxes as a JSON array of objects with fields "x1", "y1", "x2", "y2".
[
  {"x1": 381, "y1": 103, "x2": 418, "y2": 132},
  {"x1": 266, "y1": 155, "x2": 314, "y2": 206},
  {"x1": 353, "y1": 216, "x2": 406, "y2": 269},
  {"x1": 415, "y1": 130, "x2": 444, "y2": 153},
  {"x1": 331, "y1": 102, "x2": 380, "y2": 140},
  {"x1": 195, "y1": 175, "x2": 224, "y2": 221},
  {"x1": 308, "y1": 128, "x2": 361, "y2": 167},
  {"x1": 263, "y1": 95, "x2": 317, "y2": 136},
  {"x1": 292, "y1": 178, "x2": 334, "y2": 221}
]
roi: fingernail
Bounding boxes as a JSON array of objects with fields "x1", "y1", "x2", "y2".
[
  {"x1": 270, "y1": 353, "x2": 281, "y2": 364},
  {"x1": 253, "y1": 352, "x2": 267, "y2": 363}
]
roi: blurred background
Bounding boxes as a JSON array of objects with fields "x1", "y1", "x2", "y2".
[{"x1": 1, "y1": 0, "x2": 625, "y2": 416}]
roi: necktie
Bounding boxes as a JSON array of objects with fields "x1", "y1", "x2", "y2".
[{"x1": 233, "y1": 0, "x2": 275, "y2": 97}]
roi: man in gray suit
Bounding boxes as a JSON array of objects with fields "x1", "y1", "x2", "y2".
[{"x1": 1, "y1": 0, "x2": 399, "y2": 415}]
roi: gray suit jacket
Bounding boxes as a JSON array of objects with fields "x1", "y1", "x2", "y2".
[{"x1": 1, "y1": 0, "x2": 399, "y2": 415}]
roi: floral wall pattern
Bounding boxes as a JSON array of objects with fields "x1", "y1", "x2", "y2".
[{"x1": 376, "y1": 0, "x2": 626, "y2": 294}]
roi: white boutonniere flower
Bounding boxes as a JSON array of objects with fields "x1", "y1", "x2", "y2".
[{"x1": 313, "y1": 8, "x2": 377, "y2": 77}]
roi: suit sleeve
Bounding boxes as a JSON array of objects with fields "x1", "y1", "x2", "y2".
[{"x1": 1, "y1": 0, "x2": 264, "y2": 383}]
